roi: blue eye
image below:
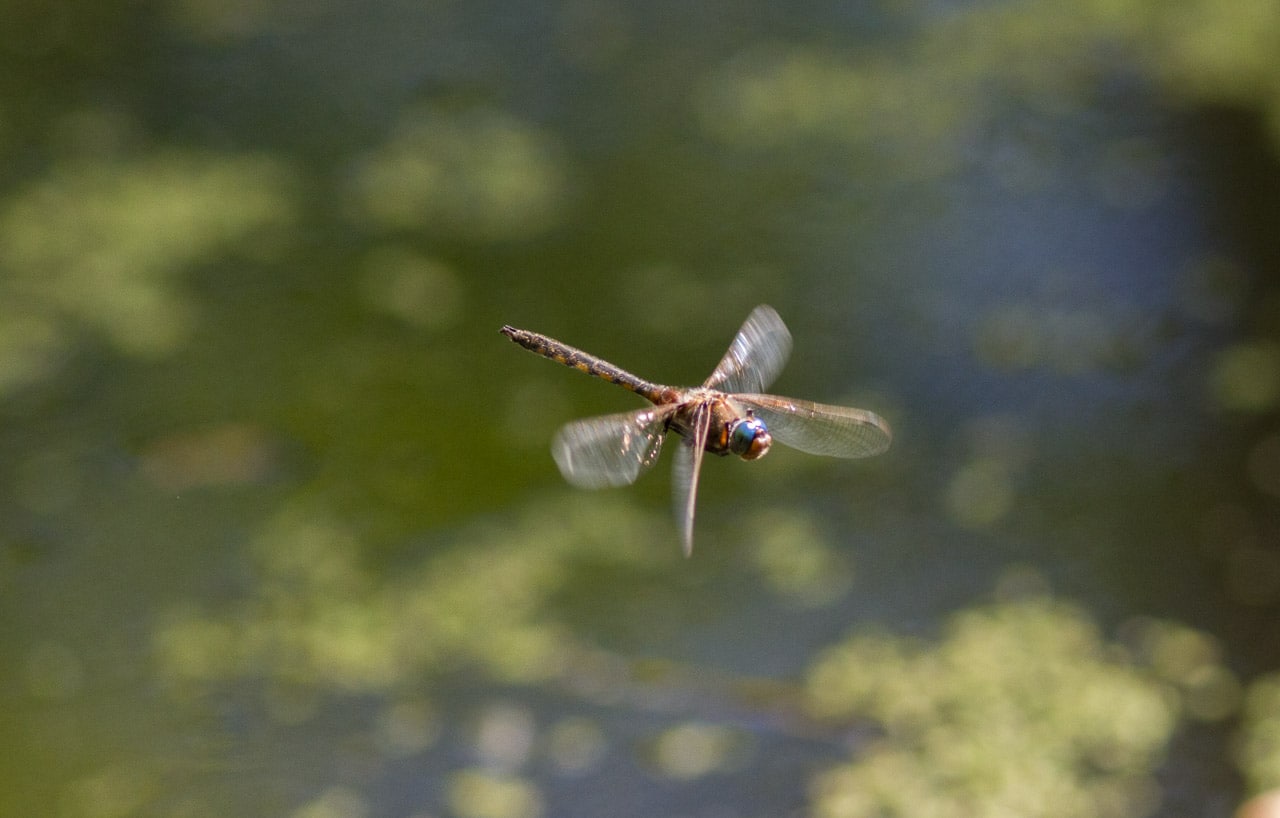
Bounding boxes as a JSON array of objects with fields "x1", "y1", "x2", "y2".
[{"x1": 729, "y1": 415, "x2": 771, "y2": 460}]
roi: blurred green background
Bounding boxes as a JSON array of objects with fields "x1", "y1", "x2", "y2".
[{"x1": 3, "y1": 1, "x2": 1280, "y2": 816}]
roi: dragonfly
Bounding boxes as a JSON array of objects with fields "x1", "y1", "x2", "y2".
[{"x1": 501, "y1": 305, "x2": 891, "y2": 556}]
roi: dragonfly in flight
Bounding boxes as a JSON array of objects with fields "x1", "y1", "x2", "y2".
[{"x1": 501, "y1": 305, "x2": 891, "y2": 555}]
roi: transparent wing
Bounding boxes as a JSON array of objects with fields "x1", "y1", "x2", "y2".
[
  {"x1": 670, "y1": 402, "x2": 712, "y2": 557},
  {"x1": 551, "y1": 406, "x2": 676, "y2": 488},
  {"x1": 733, "y1": 394, "x2": 892, "y2": 458},
  {"x1": 703, "y1": 305, "x2": 793, "y2": 394}
]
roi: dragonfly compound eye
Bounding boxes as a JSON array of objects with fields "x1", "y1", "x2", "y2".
[{"x1": 729, "y1": 415, "x2": 771, "y2": 460}]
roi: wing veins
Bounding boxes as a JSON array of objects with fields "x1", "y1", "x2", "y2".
[
  {"x1": 703, "y1": 305, "x2": 793, "y2": 395},
  {"x1": 551, "y1": 405, "x2": 677, "y2": 488},
  {"x1": 733, "y1": 394, "x2": 892, "y2": 458}
]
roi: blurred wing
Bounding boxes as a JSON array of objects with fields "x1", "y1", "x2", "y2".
[
  {"x1": 552, "y1": 406, "x2": 675, "y2": 488},
  {"x1": 703, "y1": 305, "x2": 793, "y2": 394},
  {"x1": 671, "y1": 403, "x2": 712, "y2": 557},
  {"x1": 734, "y1": 394, "x2": 892, "y2": 458}
]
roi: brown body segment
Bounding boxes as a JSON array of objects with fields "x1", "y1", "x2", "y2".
[{"x1": 501, "y1": 325, "x2": 673, "y2": 404}]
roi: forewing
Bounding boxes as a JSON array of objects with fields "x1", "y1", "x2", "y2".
[
  {"x1": 734, "y1": 394, "x2": 892, "y2": 458},
  {"x1": 551, "y1": 406, "x2": 675, "y2": 488},
  {"x1": 671, "y1": 403, "x2": 712, "y2": 557},
  {"x1": 703, "y1": 305, "x2": 793, "y2": 394}
]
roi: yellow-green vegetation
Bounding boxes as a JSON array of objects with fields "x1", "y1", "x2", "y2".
[
  {"x1": 153, "y1": 497, "x2": 669, "y2": 695},
  {"x1": 805, "y1": 599, "x2": 1181, "y2": 818},
  {"x1": 347, "y1": 105, "x2": 570, "y2": 241},
  {"x1": 698, "y1": 0, "x2": 1280, "y2": 169},
  {"x1": 746, "y1": 508, "x2": 855, "y2": 606},
  {"x1": 1211, "y1": 343, "x2": 1280, "y2": 413},
  {"x1": 152, "y1": 499, "x2": 860, "y2": 697},
  {"x1": 1239, "y1": 674, "x2": 1280, "y2": 795},
  {"x1": 152, "y1": 488, "x2": 1243, "y2": 818},
  {"x1": 0, "y1": 150, "x2": 294, "y2": 391}
]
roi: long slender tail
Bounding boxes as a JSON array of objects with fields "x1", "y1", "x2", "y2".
[{"x1": 501, "y1": 325, "x2": 667, "y2": 401}]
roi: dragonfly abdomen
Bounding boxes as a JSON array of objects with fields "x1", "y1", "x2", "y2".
[{"x1": 501, "y1": 325, "x2": 668, "y2": 401}]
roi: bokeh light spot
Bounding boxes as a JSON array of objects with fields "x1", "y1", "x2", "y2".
[
  {"x1": 291, "y1": 786, "x2": 369, "y2": 818},
  {"x1": 447, "y1": 770, "x2": 543, "y2": 818},
  {"x1": 374, "y1": 699, "x2": 440, "y2": 758},
  {"x1": 472, "y1": 701, "x2": 537, "y2": 771},
  {"x1": 945, "y1": 458, "x2": 1015, "y2": 528},
  {"x1": 1182, "y1": 664, "x2": 1242, "y2": 722},
  {"x1": 650, "y1": 722, "x2": 745, "y2": 781},
  {"x1": 748, "y1": 508, "x2": 852, "y2": 607},
  {"x1": 139, "y1": 423, "x2": 278, "y2": 492},
  {"x1": 348, "y1": 107, "x2": 570, "y2": 241},
  {"x1": 1239, "y1": 674, "x2": 1280, "y2": 794},
  {"x1": 545, "y1": 717, "x2": 607, "y2": 776},
  {"x1": 60, "y1": 764, "x2": 156, "y2": 818},
  {"x1": 1211, "y1": 343, "x2": 1280, "y2": 412},
  {"x1": 359, "y1": 245, "x2": 464, "y2": 331}
]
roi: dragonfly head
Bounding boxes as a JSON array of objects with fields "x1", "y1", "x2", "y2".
[{"x1": 728, "y1": 411, "x2": 771, "y2": 461}]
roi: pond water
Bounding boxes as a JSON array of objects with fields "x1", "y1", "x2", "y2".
[{"x1": 3, "y1": 3, "x2": 1280, "y2": 817}]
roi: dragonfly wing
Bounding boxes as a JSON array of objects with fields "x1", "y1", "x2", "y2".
[
  {"x1": 734, "y1": 394, "x2": 892, "y2": 458},
  {"x1": 671, "y1": 402, "x2": 712, "y2": 557},
  {"x1": 703, "y1": 305, "x2": 793, "y2": 394},
  {"x1": 552, "y1": 406, "x2": 675, "y2": 488}
]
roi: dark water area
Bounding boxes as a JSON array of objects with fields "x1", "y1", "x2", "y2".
[{"x1": 3, "y1": 3, "x2": 1280, "y2": 817}]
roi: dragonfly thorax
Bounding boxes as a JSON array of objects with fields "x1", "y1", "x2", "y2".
[{"x1": 667, "y1": 392, "x2": 772, "y2": 460}]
